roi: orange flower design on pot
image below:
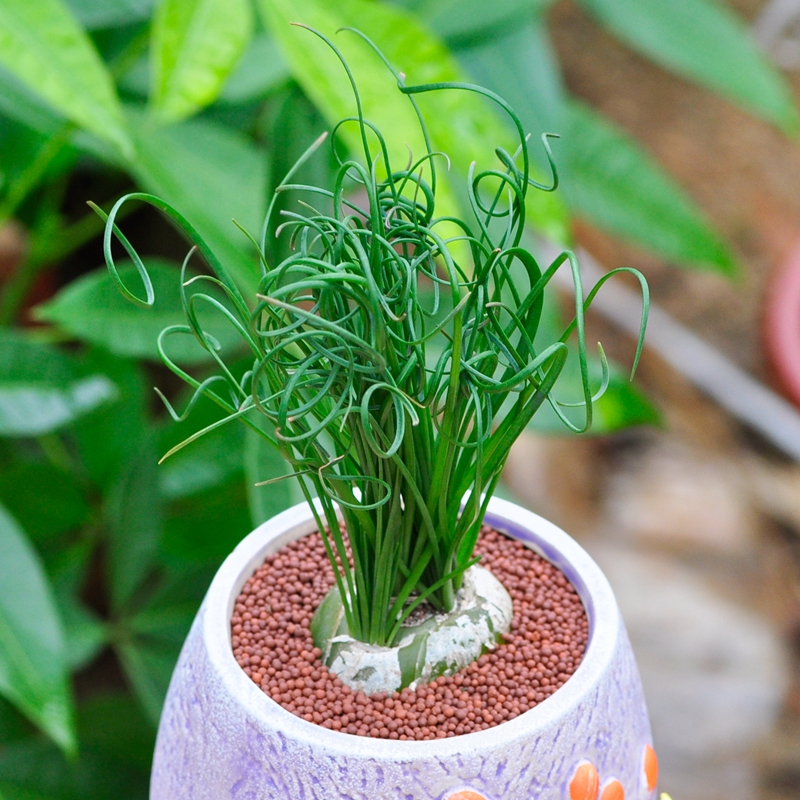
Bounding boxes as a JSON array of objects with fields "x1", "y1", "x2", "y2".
[
  {"x1": 599, "y1": 778, "x2": 625, "y2": 800},
  {"x1": 447, "y1": 792, "x2": 487, "y2": 800},
  {"x1": 570, "y1": 762, "x2": 600, "y2": 800},
  {"x1": 643, "y1": 744, "x2": 658, "y2": 792}
]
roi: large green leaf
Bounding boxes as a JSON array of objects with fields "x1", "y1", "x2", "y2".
[
  {"x1": 406, "y1": 0, "x2": 554, "y2": 44},
  {"x1": 71, "y1": 350, "x2": 148, "y2": 489},
  {"x1": 244, "y1": 427, "x2": 301, "y2": 527},
  {"x1": 78, "y1": 693, "x2": 155, "y2": 772},
  {"x1": 0, "y1": 0, "x2": 132, "y2": 156},
  {"x1": 218, "y1": 33, "x2": 290, "y2": 105},
  {"x1": 0, "y1": 463, "x2": 88, "y2": 544},
  {"x1": 0, "y1": 376, "x2": 116, "y2": 438},
  {"x1": 562, "y1": 100, "x2": 737, "y2": 274},
  {"x1": 258, "y1": 0, "x2": 569, "y2": 243},
  {"x1": 151, "y1": 0, "x2": 254, "y2": 122},
  {"x1": 58, "y1": 597, "x2": 106, "y2": 671},
  {"x1": 0, "y1": 117, "x2": 76, "y2": 217},
  {"x1": 66, "y1": 0, "x2": 154, "y2": 29},
  {"x1": 0, "y1": 697, "x2": 31, "y2": 747},
  {"x1": 35, "y1": 259, "x2": 244, "y2": 364},
  {"x1": 159, "y1": 419, "x2": 245, "y2": 500},
  {"x1": 162, "y1": 481, "x2": 252, "y2": 565},
  {"x1": 453, "y1": 16, "x2": 565, "y2": 166},
  {"x1": 128, "y1": 110, "x2": 267, "y2": 295},
  {"x1": 0, "y1": 736, "x2": 148, "y2": 800},
  {"x1": 46, "y1": 541, "x2": 106, "y2": 671},
  {"x1": 0, "y1": 504, "x2": 75, "y2": 755},
  {"x1": 578, "y1": 0, "x2": 800, "y2": 135},
  {"x1": 116, "y1": 639, "x2": 179, "y2": 726},
  {"x1": 0, "y1": 332, "x2": 117, "y2": 438},
  {"x1": 106, "y1": 437, "x2": 162, "y2": 613},
  {"x1": 0, "y1": 67, "x2": 63, "y2": 138},
  {"x1": 116, "y1": 565, "x2": 210, "y2": 724}
]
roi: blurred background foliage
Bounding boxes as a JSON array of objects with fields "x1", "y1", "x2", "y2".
[{"x1": 0, "y1": 0, "x2": 796, "y2": 795}]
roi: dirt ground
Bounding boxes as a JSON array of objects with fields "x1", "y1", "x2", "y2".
[{"x1": 507, "y1": 2, "x2": 800, "y2": 798}]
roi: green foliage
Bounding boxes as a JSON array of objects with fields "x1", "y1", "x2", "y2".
[
  {"x1": 106, "y1": 436, "x2": 161, "y2": 612},
  {"x1": 0, "y1": 0, "x2": 132, "y2": 157},
  {"x1": 35, "y1": 259, "x2": 244, "y2": 364},
  {"x1": 0, "y1": 463, "x2": 88, "y2": 543},
  {"x1": 127, "y1": 111, "x2": 268, "y2": 295},
  {"x1": 0, "y1": 504, "x2": 76, "y2": 756},
  {"x1": 216, "y1": 32, "x2": 290, "y2": 105},
  {"x1": 408, "y1": 0, "x2": 554, "y2": 44},
  {"x1": 150, "y1": 0, "x2": 254, "y2": 122},
  {"x1": 67, "y1": 0, "x2": 154, "y2": 29},
  {"x1": 99, "y1": 32, "x2": 647, "y2": 645},
  {"x1": 0, "y1": 332, "x2": 117, "y2": 437}
]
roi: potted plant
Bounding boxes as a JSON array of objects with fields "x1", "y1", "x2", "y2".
[{"x1": 96, "y1": 27, "x2": 656, "y2": 800}]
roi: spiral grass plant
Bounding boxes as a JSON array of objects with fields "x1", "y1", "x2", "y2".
[{"x1": 93, "y1": 27, "x2": 648, "y2": 649}]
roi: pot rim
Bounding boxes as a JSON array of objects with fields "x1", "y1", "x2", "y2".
[{"x1": 202, "y1": 495, "x2": 620, "y2": 758}]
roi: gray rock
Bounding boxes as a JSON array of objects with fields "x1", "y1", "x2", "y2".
[{"x1": 589, "y1": 544, "x2": 789, "y2": 800}]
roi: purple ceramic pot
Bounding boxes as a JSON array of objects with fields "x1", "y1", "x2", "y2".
[{"x1": 150, "y1": 497, "x2": 656, "y2": 799}]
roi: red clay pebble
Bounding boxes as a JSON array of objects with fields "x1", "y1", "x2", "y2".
[{"x1": 231, "y1": 525, "x2": 589, "y2": 740}]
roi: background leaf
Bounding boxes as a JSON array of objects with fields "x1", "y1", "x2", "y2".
[
  {"x1": 561, "y1": 100, "x2": 737, "y2": 274},
  {"x1": 128, "y1": 111, "x2": 267, "y2": 295},
  {"x1": 0, "y1": 463, "x2": 88, "y2": 544},
  {"x1": 452, "y1": 15, "x2": 565, "y2": 167},
  {"x1": 0, "y1": 332, "x2": 117, "y2": 437},
  {"x1": 114, "y1": 565, "x2": 210, "y2": 724},
  {"x1": 35, "y1": 258, "x2": 244, "y2": 364},
  {"x1": 244, "y1": 427, "x2": 302, "y2": 527},
  {"x1": 405, "y1": 0, "x2": 554, "y2": 45},
  {"x1": 0, "y1": 67, "x2": 64, "y2": 138},
  {"x1": 150, "y1": 0, "x2": 254, "y2": 122},
  {"x1": 159, "y1": 417, "x2": 245, "y2": 500},
  {"x1": 66, "y1": 0, "x2": 154, "y2": 29},
  {"x1": 0, "y1": 0, "x2": 132, "y2": 156},
  {"x1": 162, "y1": 483, "x2": 252, "y2": 565},
  {"x1": 0, "y1": 376, "x2": 116, "y2": 438},
  {"x1": 106, "y1": 437, "x2": 161, "y2": 613},
  {"x1": 115, "y1": 640, "x2": 178, "y2": 727},
  {"x1": 577, "y1": 0, "x2": 800, "y2": 134},
  {"x1": 57, "y1": 599, "x2": 106, "y2": 672},
  {"x1": 71, "y1": 351, "x2": 148, "y2": 489},
  {"x1": 77, "y1": 693, "x2": 154, "y2": 772},
  {"x1": 0, "y1": 736, "x2": 148, "y2": 800},
  {"x1": 0, "y1": 504, "x2": 75, "y2": 755},
  {"x1": 218, "y1": 32, "x2": 290, "y2": 105},
  {"x1": 444, "y1": 15, "x2": 738, "y2": 274}
]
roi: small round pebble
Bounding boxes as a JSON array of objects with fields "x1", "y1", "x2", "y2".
[{"x1": 231, "y1": 525, "x2": 589, "y2": 740}]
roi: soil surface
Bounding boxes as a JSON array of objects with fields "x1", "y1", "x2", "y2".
[{"x1": 231, "y1": 524, "x2": 588, "y2": 740}]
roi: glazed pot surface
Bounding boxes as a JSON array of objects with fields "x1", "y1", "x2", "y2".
[{"x1": 150, "y1": 497, "x2": 654, "y2": 799}]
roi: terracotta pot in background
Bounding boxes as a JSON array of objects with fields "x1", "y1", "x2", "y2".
[{"x1": 764, "y1": 238, "x2": 800, "y2": 408}]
